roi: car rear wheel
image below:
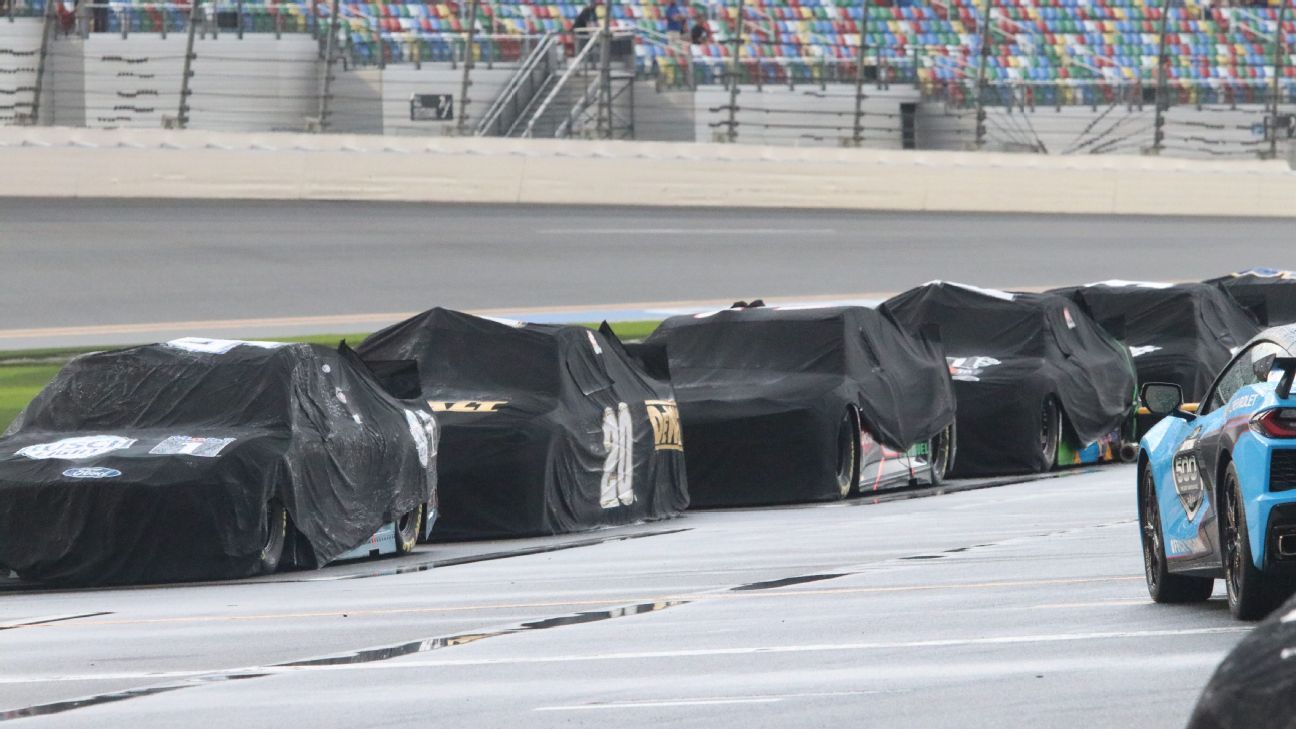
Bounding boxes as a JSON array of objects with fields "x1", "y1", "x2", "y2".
[
  {"x1": 394, "y1": 503, "x2": 424, "y2": 555},
  {"x1": 1140, "y1": 466, "x2": 1212, "y2": 603},
  {"x1": 1040, "y1": 398, "x2": 1061, "y2": 472},
  {"x1": 257, "y1": 502, "x2": 287, "y2": 576},
  {"x1": 836, "y1": 410, "x2": 860, "y2": 499},
  {"x1": 1222, "y1": 463, "x2": 1286, "y2": 620},
  {"x1": 927, "y1": 423, "x2": 955, "y2": 486}
]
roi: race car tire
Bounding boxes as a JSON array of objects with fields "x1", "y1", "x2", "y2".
[
  {"x1": 928, "y1": 423, "x2": 955, "y2": 487},
  {"x1": 1222, "y1": 462, "x2": 1287, "y2": 620},
  {"x1": 1039, "y1": 397, "x2": 1061, "y2": 472},
  {"x1": 394, "y1": 503, "x2": 424, "y2": 555},
  {"x1": 836, "y1": 409, "x2": 860, "y2": 499},
  {"x1": 1140, "y1": 466, "x2": 1213, "y2": 604},
  {"x1": 257, "y1": 501, "x2": 288, "y2": 576}
]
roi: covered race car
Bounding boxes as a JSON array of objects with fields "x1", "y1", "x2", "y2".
[
  {"x1": 881, "y1": 281, "x2": 1137, "y2": 477},
  {"x1": 1049, "y1": 280, "x2": 1260, "y2": 402},
  {"x1": 0, "y1": 338, "x2": 438, "y2": 587},
  {"x1": 357, "y1": 308, "x2": 688, "y2": 540},
  {"x1": 634, "y1": 303, "x2": 957, "y2": 506},
  {"x1": 1137, "y1": 325, "x2": 1296, "y2": 620},
  {"x1": 1206, "y1": 267, "x2": 1296, "y2": 327}
]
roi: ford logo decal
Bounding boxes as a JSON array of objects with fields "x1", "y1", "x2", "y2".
[{"x1": 62, "y1": 467, "x2": 122, "y2": 479}]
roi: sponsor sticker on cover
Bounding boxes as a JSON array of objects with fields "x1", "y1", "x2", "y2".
[
  {"x1": 18, "y1": 435, "x2": 137, "y2": 460},
  {"x1": 404, "y1": 410, "x2": 438, "y2": 467},
  {"x1": 149, "y1": 436, "x2": 236, "y2": 458},
  {"x1": 1129, "y1": 345, "x2": 1163, "y2": 358},
  {"x1": 63, "y1": 467, "x2": 122, "y2": 479},
  {"x1": 946, "y1": 356, "x2": 1002, "y2": 382}
]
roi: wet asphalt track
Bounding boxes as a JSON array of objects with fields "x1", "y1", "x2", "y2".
[
  {"x1": 0, "y1": 466, "x2": 1248, "y2": 728},
  {"x1": 1, "y1": 199, "x2": 1291, "y2": 348}
]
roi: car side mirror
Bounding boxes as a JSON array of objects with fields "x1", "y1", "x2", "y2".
[{"x1": 1142, "y1": 382, "x2": 1187, "y2": 417}]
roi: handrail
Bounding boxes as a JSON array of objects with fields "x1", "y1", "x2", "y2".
[
  {"x1": 555, "y1": 74, "x2": 600, "y2": 138},
  {"x1": 475, "y1": 30, "x2": 556, "y2": 135},
  {"x1": 520, "y1": 32, "x2": 601, "y2": 138}
]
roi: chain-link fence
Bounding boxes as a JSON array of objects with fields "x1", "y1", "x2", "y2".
[{"x1": 2, "y1": 0, "x2": 1292, "y2": 161}]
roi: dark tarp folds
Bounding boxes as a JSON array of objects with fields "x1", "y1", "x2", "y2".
[
  {"x1": 356, "y1": 308, "x2": 688, "y2": 540},
  {"x1": 1206, "y1": 268, "x2": 1296, "y2": 327},
  {"x1": 634, "y1": 305, "x2": 956, "y2": 506},
  {"x1": 1049, "y1": 280, "x2": 1260, "y2": 402},
  {"x1": 1186, "y1": 591, "x2": 1296, "y2": 729},
  {"x1": 881, "y1": 282, "x2": 1136, "y2": 477},
  {"x1": 0, "y1": 339, "x2": 438, "y2": 586}
]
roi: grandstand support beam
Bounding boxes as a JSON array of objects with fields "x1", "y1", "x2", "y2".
[
  {"x1": 972, "y1": 0, "x2": 992, "y2": 149},
  {"x1": 851, "y1": 0, "x2": 868, "y2": 146},
  {"x1": 725, "y1": 0, "x2": 745, "y2": 143},
  {"x1": 457, "y1": 0, "x2": 482, "y2": 136},
  {"x1": 1268, "y1": 0, "x2": 1290, "y2": 159},
  {"x1": 596, "y1": 0, "x2": 615, "y2": 139},
  {"x1": 1151, "y1": 0, "x2": 1170, "y2": 154},
  {"x1": 177, "y1": 0, "x2": 202, "y2": 129},
  {"x1": 316, "y1": 0, "x2": 341, "y2": 132}
]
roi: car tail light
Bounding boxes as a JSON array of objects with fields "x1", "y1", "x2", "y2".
[{"x1": 1251, "y1": 409, "x2": 1296, "y2": 439}]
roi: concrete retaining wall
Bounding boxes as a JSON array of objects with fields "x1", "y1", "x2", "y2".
[{"x1": 1, "y1": 125, "x2": 1293, "y2": 216}]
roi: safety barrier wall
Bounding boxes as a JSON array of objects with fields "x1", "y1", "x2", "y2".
[{"x1": 1, "y1": 126, "x2": 1293, "y2": 216}]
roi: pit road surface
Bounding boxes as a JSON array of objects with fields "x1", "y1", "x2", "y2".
[
  {"x1": 0, "y1": 467, "x2": 1244, "y2": 728},
  {"x1": 1, "y1": 199, "x2": 1289, "y2": 348}
]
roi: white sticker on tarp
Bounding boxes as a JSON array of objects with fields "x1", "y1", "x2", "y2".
[
  {"x1": 18, "y1": 435, "x2": 137, "y2": 460},
  {"x1": 946, "y1": 356, "x2": 1002, "y2": 382},
  {"x1": 1129, "y1": 345, "x2": 1163, "y2": 358},
  {"x1": 586, "y1": 330, "x2": 603, "y2": 355},
  {"x1": 148, "y1": 436, "x2": 236, "y2": 458},
  {"x1": 404, "y1": 409, "x2": 438, "y2": 468},
  {"x1": 482, "y1": 317, "x2": 527, "y2": 328},
  {"x1": 600, "y1": 403, "x2": 634, "y2": 509},
  {"x1": 164, "y1": 337, "x2": 289, "y2": 355},
  {"x1": 1063, "y1": 307, "x2": 1077, "y2": 330}
]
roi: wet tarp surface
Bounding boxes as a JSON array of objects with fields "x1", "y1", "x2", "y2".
[
  {"x1": 0, "y1": 338, "x2": 438, "y2": 586},
  {"x1": 636, "y1": 305, "x2": 956, "y2": 506},
  {"x1": 1187, "y1": 592, "x2": 1296, "y2": 729},
  {"x1": 1206, "y1": 268, "x2": 1296, "y2": 327},
  {"x1": 1049, "y1": 280, "x2": 1260, "y2": 402},
  {"x1": 357, "y1": 309, "x2": 688, "y2": 540},
  {"x1": 881, "y1": 282, "x2": 1136, "y2": 477}
]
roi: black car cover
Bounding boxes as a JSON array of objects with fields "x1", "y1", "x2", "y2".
[
  {"x1": 881, "y1": 282, "x2": 1136, "y2": 477},
  {"x1": 635, "y1": 305, "x2": 956, "y2": 506},
  {"x1": 1049, "y1": 280, "x2": 1260, "y2": 402},
  {"x1": 1186, "y1": 591, "x2": 1296, "y2": 729},
  {"x1": 1206, "y1": 268, "x2": 1296, "y2": 327},
  {"x1": 357, "y1": 308, "x2": 688, "y2": 540},
  {"x1": 0, "y1": 338, "x2": 438, "y2": 586}
]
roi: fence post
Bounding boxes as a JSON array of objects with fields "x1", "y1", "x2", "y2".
[
  {"x1": 177, "y1": 0, "x2": 201, "y2": 128},
  {"x1": 316, "y1": 0, "x2": 340, "y2": 131},
  {"x1": 1151, "y1": 0, "x2": 1170, "y2": 154},
  {"x1": 725, "y1": 0, "x2": 744, "y2": 142},
  {"x1": 456, "y1": 0, "x2": 480, "y2": 135},
  {"x1": 851, "y1": 0, "x2": 867, "y2": 145},
  {"x1": 1269, "y1": 0, "x2": 1290, "y2": 159},
  {"x1": 595, "y1": 0, "x2": 614, "y2": 138},
  {"x1": 973, "y1": 0, "x2": 991, "y2": 149}
]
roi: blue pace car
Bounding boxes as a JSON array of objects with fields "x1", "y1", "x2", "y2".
[{"x1": 1138, "y1": 325, "x2": 1296, "y2": 619}]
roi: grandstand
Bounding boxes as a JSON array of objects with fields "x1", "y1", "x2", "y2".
[{"x1": 2, "y1": 0, "x2": 1292, "y2": 156}]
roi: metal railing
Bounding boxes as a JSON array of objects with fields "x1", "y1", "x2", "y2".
[{"x1": 474, "y1": 31, "x2": 556, "y2": 136}]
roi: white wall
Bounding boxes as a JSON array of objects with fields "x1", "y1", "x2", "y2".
[{"x1": 0, "y1": 18, "x2": 42, "y2": 124}]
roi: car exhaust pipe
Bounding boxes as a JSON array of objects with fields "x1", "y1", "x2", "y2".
[
  {"x1": 1279, "y1": 534, "x2": 1296, "y2": 558},
  {"x1": 1119, "y1": 442, "x2": 1139, "y2": 464}
]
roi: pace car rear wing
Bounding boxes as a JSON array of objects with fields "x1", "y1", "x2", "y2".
[{"x1": 1274, "y1": 357, "x2": 1296, "y2": 400}]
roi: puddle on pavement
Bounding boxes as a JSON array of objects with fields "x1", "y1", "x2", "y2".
[
  {"x1": 283, "y1": 600, "x2": 687, "y2": 667},
  {"x1": 0, "y1": 601, "x2": 688, "y2": 720},
  {"x1": 730, "y1": 574, "x2": 849, "y2": 591}
]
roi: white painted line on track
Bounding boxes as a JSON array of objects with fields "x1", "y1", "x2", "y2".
[
  {"x1": 0, "y1": 626, "x2": 1250, "y2": 686},
  {"x1": 536, "y1": 697, "x2": 785, "y2": 710}
]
